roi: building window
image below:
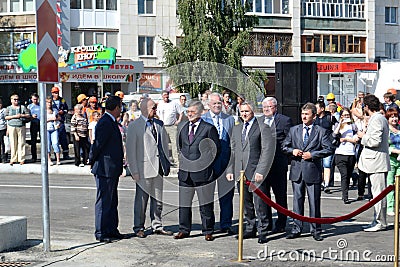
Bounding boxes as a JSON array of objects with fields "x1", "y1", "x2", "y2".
[
  {"x1": 385, "y1": 43, "x2": 398, "y2": 59},
  {"x1": 0, "y1": 32, "x2": 35, "y2": 55},
  {"x1": 244, "y1": 33, "x2": 292, "y2": 56},
  {"x1": 247, "y1": 0, "x2": 289, "y2": 14},
  {"x1": 385, "y1": 7, "x2": 397, "y2": 24},
  {"x1": 0, "y1": 0, "x2": 36, "y2": 12},
  {"x1": 71, "y1": 0, "x2": 117, "y2": 10},
  {"x1": 301, "y1": 34, "x2": 366, "y2": 54},
  {"x1": 138, "y1": 36, "x2": 154, "y2": 56},
  {"x1": 301, "y1": 0, "x2": 365, "y2": 18},
  {"x1": 71, "y1": 30, "x2": 118, "y2": 47},
  {"x1": 138, "y1": 0, "x2": 154, "y2": 14}
]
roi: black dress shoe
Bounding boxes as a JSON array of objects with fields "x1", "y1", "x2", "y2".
[
  {"x1": 357, "y1": 196, "x2": 364, "y2": 201},
  {"x1": 286, "y1": 232, "x2": 301, "y2": 239},
  {"x1": 258, "y1": 236, "x2": 268, "y2": 244},
  {"x1": 271, "y1": 227, "x2": 286, "y2": 234},
  {"x1": 343, "y1": 199, "x2": 351, "y2": 204},
  {"x1": 174, "y1": 232, "x2": 189, "y2": 239},
  {"x1": 312, "y1": 233, "x2": 324, "y2": 241},
  {"x1": 112, "y1": 232, "x2": 127, "y2": 239},
  {"x1": 154, "y1": 229, "x2": 173, "y2": 236}
]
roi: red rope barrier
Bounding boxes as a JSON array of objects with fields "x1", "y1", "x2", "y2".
[{"x1": 246, "y1": 180, "x2": 394, "y2": 224}]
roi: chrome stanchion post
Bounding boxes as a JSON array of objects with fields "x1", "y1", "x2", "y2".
[{"x1": 394, "y1": 175, "x2": 399, "y2": 267}]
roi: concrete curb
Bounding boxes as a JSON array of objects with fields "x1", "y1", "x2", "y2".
[{"x1": 0, "y1": 162, "x2": 180, "y2": 177}]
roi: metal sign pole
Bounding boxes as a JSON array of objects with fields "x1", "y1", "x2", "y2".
[{"x1": 39, "y1": 83, "x2": 50, "y2": 251}]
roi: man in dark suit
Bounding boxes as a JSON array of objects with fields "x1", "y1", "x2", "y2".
[
  {"x1": 126, "y1": 98, "x2": 172, "y2": 238},
  {"x1": 201, "y1": 93, "x2": 235, "y2": 234},
  {"x1": 174, "y1": 101, "x2": 221, "y2": 241},
  {"x1": 89, "y1": 95, "x2": 125, "y2": 243},
  {"x1": 226, "y1": 102, "x2": 274, "y2": 244},
  {"x1": 262, "y1": 97, "x2": 293, "y2": 234},
  {"x1": 282, "y1": 103, "x2": 333, "y2": 241}
]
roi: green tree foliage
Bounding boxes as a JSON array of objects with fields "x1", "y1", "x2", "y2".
[{"x1": 161, "y1": 0, "x2": 265, "y2": 99}]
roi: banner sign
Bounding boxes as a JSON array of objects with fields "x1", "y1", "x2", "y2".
[
  {"x1": 317, "y1": 62, "x2": 378, "y2": 73},
  {"x1": 0, "y1": 73, "x2": 37, "y2": 83},
  {"x1": 59, "y1": 72, "x2": 135, "y2": 83}
]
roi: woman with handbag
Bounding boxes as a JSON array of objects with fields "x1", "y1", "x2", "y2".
[
  {"x1": 46, "y1": 96, "x2": 61, "y2": 165},
  {"x1": 386, "y1": 108, "x2": 400, "y2": 216},
  {"x1": 332, "y1": 107, "x2": 359, "y2": 204},
  {"x1": 4, "y1": 94, "x2": 31, "y2": 165}
]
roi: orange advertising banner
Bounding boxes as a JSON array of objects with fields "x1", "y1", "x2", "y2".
[
  {"x1": 317, "y1": 62, "x2": 378, "y2": 73},
  {"x1": 139, "y1": 73, "x2": 162, "y2": 89}
]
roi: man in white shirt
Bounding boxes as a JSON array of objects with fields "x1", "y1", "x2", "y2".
[{"x1": 156, "y1": 90, "x2": 183, "y2": 165}]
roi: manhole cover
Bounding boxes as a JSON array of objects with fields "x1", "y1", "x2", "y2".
[{"x1": 0, "y1": 262, "x2": 32, "y2": 267}]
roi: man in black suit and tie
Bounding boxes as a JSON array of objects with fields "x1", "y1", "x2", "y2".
[
  {"x1": 262, "y1": 97, "x2": 293, "y2": 234},
  {"x1": 174, "y1": 101, "x2": 221, "y2": 241},
  {"x1": 89, "y1": 96, "x2": 125, "y2": 243},
  {"x1": 226, "y1": 102, "x2": 274, "y2": 244},
  {"x1": 282, "y1": 103, "x2": 333, "y2": 241}
]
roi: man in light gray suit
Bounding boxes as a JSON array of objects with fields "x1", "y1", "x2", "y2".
[
  {"x1": 226, "y1": 102, "x2": 274, "y2": 244},
  {"x1": 282, "y1": 103, "x2": 333, "y2": 241},
  {"x1": 357, "y1": 94, "x2": 390, "y2": 232},
  {"x1": 202, "y1": 93, "x2": 235, "y2": 234},
  {"x1": 126, "y1": 98, "x2": 172, "y2": 238}
]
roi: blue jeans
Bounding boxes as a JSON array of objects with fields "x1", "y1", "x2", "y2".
[
  {"x1": 47, "y1": 130, "x2": 60, "y2": 153},
  {"x1": 322, "y1": 154, "x2": 333, "y2": 168}
]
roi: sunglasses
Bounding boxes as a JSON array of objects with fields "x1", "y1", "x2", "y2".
[{"x1": 13, "y1": 98, "x2": 19, "y2": 101}]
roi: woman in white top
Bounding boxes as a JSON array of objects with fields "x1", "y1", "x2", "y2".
[
  {"x1": 46, "y1": 96, "x2": 61, "y2": 165},
  {"x1": 0, "y1": 98, "x2": 7, "y2": 163},
  {"x1": 332, "y1": 107, "x2": 360, "y2": 204}
]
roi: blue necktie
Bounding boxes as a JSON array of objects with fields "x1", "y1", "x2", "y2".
[
  {"x1": 242, "y1": 122, "x2": 249, "y2": 145},
  {"x1": 214, "y1": 115, "x2": 221, "y2": 138},
  {"x1": 303, "y1": 126, "x2": 310, "y2": 146}
]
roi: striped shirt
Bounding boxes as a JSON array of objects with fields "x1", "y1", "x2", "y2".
[{"x1": 71, "y1": 114, "x2": 88, "y2": 138}]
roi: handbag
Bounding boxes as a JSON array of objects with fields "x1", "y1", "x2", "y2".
[{"x1": 4, "y1": 136, "x2": 10, "y2": 153}]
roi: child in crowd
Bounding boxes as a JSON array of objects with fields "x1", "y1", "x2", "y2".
[
  {"x1": 88, "y1": 111, "x2": 100, "y2": 145},
  {"x1": 71, "y1": 104, "x2": 89, "y2": 167}
]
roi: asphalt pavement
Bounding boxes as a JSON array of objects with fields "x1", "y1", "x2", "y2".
[{"x1": 0, "y1": 162, "x2": 396, "y2": 267}]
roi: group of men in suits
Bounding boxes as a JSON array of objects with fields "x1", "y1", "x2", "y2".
[{"x1": 89, "y1": 92, "x2": 389, "y2": 244}]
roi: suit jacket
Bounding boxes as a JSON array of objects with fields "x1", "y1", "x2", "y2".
[
  {"x1": 89, "y1": 113, "x2": 124, "y2": 178},
  {"x1": 264, "y1": 113, "x2": 293, "y2": 173},
  {"x1": 201, "y1": 111, "x2": 235, "y2": 177},
  {"x1": 282, "y1": 124, "x2": 333, "y2": 184},
  {"x1": 126, "y1": 117, "x2": 171, "y2": 179},
  {"x1": 177, "y1": 119, "x2": 221, "y2": 183},
  {"x1": 227, "y1": 117, "x2": 274, "y2": 181},
  {"x1": 358, "y1": 112, "x2": 390, "y2": 174}
]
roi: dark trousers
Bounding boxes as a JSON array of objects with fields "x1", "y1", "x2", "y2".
[
  {"x1": 58, "y1": 123, "x2": 69, "y2": 153},
  {"x1": 291, "y1": 177, "x2": 321, "y2": 234},
  {"x1": 0, "y1": 129, "x2": 6, "y2": 162},
  {"x1": 238, "y1": 180, "x2": 271, "y2": 237},
  {"x1": 94, "y1": 175, "x2": 119, "y2": 239},
  {"x1": 358, "y1": 169, "x2": 372, "y2": 198},
  {"x1": 73, "y1": 136, "x2": 89, "y2": 166},
  {"x1": 265, "y1": 168, "x2": 288, "y2": 230},
  {"x1": 335, "y1": 154, "x2": 356, "y2": 201},
  {"x1": 215, "y1": 176, "x2": 235, "y2": 229},
  {"x1": 178, "y1": 177, "x2": 215, "y2": 235},
  {"x1": 30, "y1": 120, "x2": 40, "y2": 160}
]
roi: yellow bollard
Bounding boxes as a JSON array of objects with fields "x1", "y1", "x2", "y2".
[
  {"x1": 395, "y1": 175, "x2": 399, "y2": 267},
  {"x1": 232, "y1": 170, "x2": 249, "y2": 262}
]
